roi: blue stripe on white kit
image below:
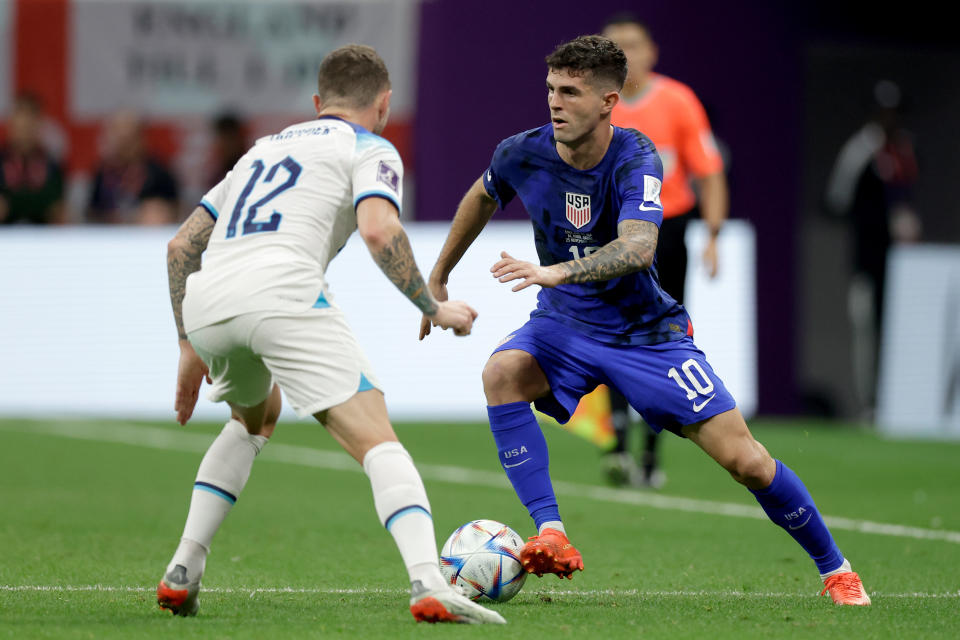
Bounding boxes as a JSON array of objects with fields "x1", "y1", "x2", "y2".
[
  {"x1": 354, "y1": 190, "x2": 400, "y2": 213},
  {"x1": 199, "y1": 199, "x2": 219, "y2": 220},
  {"x1": 384, "y1": 505, "x2": 430, "y2": 531},
  {"x1": 194, "y1": 481, "x2": 237, "y2": 504},
  {"x1": 357, "y1": 373, "x2": 375, "y2": 392}
]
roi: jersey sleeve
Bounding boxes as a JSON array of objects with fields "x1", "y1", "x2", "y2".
[
  {"x1": 352, "y1": 133, "x2": 404, "y2": 214},
  {"x1": 615, "y1": 137, "x2": 665, "y2": 227},
  {"x1": 675, "y1": 85, "x2": 724, "y2": 178},
  {"x1": 199, "y1": 170, "x2": 234, "y2": 220},
  {"x1": 481, "y1": 139, "x2": 517, "y2": 209}
]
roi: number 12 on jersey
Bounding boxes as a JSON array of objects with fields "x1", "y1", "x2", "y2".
[{"x1": 226, "y1": 156, "x2": 302, "y2": 238}]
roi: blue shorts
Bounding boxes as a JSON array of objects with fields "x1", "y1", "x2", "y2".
[{"x1": 492, "y1": 315, "x2": 736, "y2": 436}]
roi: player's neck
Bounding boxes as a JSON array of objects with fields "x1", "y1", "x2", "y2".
[
  {"x1": 317, "y1": 108, "x2": 377, "y2": 133},
  {"x1": 556, "y1": 125, "x2": 614, "y2": 171}
]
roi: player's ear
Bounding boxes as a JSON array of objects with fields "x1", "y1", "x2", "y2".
[
  {"x1": 601, "y1": 90, "x2": 620, "y2": 115},
  {"x1": 378, "y1": 89, "x2": 393, "y2": 119},
  {"x1": 313, "y1": 94, "x2": 323, "y2": 116}
]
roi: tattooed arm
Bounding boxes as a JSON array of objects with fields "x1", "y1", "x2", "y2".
[
  {"x1": 167, "y1": 207, "x2": 215, "y2": 340},
  {"x1": 491, "y1": 219, "x2": 659, "y2": 291},
  {"x1": 557, "y1": 219, "x2": 658, "y2": 284},
  {"x1": 167, "y1": 207, "x2": 214, "y2": 425},
  {"x1": 357, "y1": 197, "x2": 477, "y2": 335}
]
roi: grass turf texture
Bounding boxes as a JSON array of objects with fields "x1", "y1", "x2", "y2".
[{"x1": 0, "y1": 417, "x2": 958, "y2": 639}]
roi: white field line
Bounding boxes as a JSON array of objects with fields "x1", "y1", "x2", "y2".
[
  {"x1": 1, "y1": 584, "x2": 958, "y2": 599},
  {"x1": 8, "y1": 420, "x2": 960, "y2": 546}
]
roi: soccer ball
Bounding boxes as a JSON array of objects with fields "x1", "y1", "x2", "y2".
[{"x1": 439, "y1": 519, "x2": 527, "y2": 602}]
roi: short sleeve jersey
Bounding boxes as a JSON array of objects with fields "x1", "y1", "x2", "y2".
[
  {"x1": 611, "y1": 73, "x2": 723, "y2": 218},
  {"x1": 183, "y1": 116, "x2": 403, "y2": 332},
  {"x1": 483, "y1": 124, "x2": 690, "y2": 345}
]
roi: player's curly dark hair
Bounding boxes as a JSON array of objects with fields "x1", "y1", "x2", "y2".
[
  {"x1": 317, "y1": 44, "x2": 391, "y2": 109},
  {"x1": 545, "y1": 35, "x2": 627, "y2": 91}
]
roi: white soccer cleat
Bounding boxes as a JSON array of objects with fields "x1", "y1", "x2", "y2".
[
  {"x1": 409, "y1": 581, "x2": 507, "y2": 624},
  {"x1": 157, "y1": 564, "x2": 201, "y2": 617}
]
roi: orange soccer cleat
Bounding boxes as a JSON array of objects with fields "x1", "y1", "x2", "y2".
[
  {"x1": 519, "y1": 528, "x2": 584, "y2": 579},
  {"x1": 820, "y1": 571, "x2": 872, "y2": 606}
]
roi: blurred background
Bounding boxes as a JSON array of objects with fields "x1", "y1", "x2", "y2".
[{"x1": 1, "y1": 0, "x2": 958, "y2": 437}]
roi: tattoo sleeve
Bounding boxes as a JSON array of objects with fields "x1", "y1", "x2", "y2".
[
  {"x1": 558, "y1": 219, "x2": 659, "y2": 284},
  {"x1": 168, "y1": 209, "x2": 215, "y2": 340},
  {"x1": 371, "y1": 228, "x2": 439, "y2": 315}
]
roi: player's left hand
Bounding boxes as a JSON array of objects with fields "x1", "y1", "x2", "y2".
[
  {"x1": 702, "y1": 237, "x2": 719, "y2": 278},
  {"x1": 175, "y1": 340, "x2": 211, "y2": 426},
  {"x1": 491, "y1": 251, "x2": 564, "y2": 291}
]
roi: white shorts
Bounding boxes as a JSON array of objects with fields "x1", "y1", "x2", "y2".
[{"x1": 187, "y1": 308, "x2": 381, "y2": 417}]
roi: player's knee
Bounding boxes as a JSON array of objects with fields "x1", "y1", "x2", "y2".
[
  {"x1": 482, "y1": 359, "x2": 514, "y2": 397},
  {"x1": 482, "y1": 356, "x2": 539, "y2": 403},
  {"x1": 726, "y1": 444, "x2": 774, "y2": 486},
  {"x1": 482, "y1": 369, "x2": 506, "y2": 404}
]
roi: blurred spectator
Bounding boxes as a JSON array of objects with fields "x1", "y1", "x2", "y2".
[
  {"x1": 87, "y1": 110, "x2": 179, "y2": 225},
  {"x1": 825, "y1": 79, "x2": 920, "y2": 416},
  {"x1": 207, "y1": 113, "x2": 247, "y2": 189},
  {"x1": 0, "y1": 95, "x2": 65, "y2": 225}
]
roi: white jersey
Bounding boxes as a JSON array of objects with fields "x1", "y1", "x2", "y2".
[{"x1": 183, "y1": 117, "x2": 403, "y2": 332}]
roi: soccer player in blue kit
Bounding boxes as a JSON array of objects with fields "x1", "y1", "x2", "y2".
[{"x1": 419, "y1": 35, "x2": 870, "y2": 606}]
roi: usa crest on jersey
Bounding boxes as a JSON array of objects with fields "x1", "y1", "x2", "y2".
[{"x1": 565, "y1": 192, "x2": 591, "y2": 229}]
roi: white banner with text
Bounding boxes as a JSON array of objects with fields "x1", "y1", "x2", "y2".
[{"x1": 69, "y1": 0, "x2": 418, "y2": 118}]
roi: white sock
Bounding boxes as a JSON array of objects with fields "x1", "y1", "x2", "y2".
[
  {"x1": 539, "y1": 520, "x2": 565, "y2": 535},
  {"x1": 363, "y1": 441, "x2": 446, "y2": 591},
  {"x1": 171, "y1": 420, "x2": 268, "y2": 575},
  {"x1": 820, "y1": 557, "x2": 852, "y2": 580},
  {"x1": 166, "y1": 538, "x2": 207, "y2": 581}
]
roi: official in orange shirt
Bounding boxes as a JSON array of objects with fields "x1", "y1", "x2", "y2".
[
  {"x1": 605, "y1": 15, "x2": 728, "y2": 297},
  {"x1": 598, "y1": 15, "x2": 729, "y2": 489}
]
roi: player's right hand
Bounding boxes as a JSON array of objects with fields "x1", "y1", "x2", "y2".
[
  {"x1": 419, "y1": 279, "x2": 449, "y2": 340},
  {"x1": 428, "y1": 300, "x2": 479, "y2": 337},
  {"x1": 175, "y1": 340, "x2": 211, "y2": 426}
]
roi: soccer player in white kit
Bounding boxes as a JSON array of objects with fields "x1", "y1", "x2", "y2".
[{"x1": 158, "y1": 45, "x2": 505, "y2": 625}]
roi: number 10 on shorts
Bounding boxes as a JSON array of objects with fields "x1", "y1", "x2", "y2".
[{"x1": 667, "y1": 359, "x2": 714, "y2": 399}]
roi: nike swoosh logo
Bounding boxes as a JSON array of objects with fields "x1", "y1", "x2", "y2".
[
  {"x1": 692, "y1": 394, "x2": 716, "y2": 412},
  {"x1": 503, "y1": 458, "x2": 531, "y2": 469},
  {"x1": 638, "y1": 203, "x2": 662, "y2": 211},
  {"x1": 788, "y1": 513, "x2": 813, "y2": 530}
]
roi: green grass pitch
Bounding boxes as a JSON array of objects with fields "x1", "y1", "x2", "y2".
[{"x1": 1, "y1": 416, "x2": 958, "y2": 639}]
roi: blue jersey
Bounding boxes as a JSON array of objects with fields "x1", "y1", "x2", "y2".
[{"x1": 483, "y1": 124, "x2": 690, "y2": 345}]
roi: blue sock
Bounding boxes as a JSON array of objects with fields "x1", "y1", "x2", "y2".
[
  {"x1": 750, "y1": 459, "x2": 844, "y2": 574},
  {"x1": 488, "y1": 401, "x2": 560, "y2": 529}
]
